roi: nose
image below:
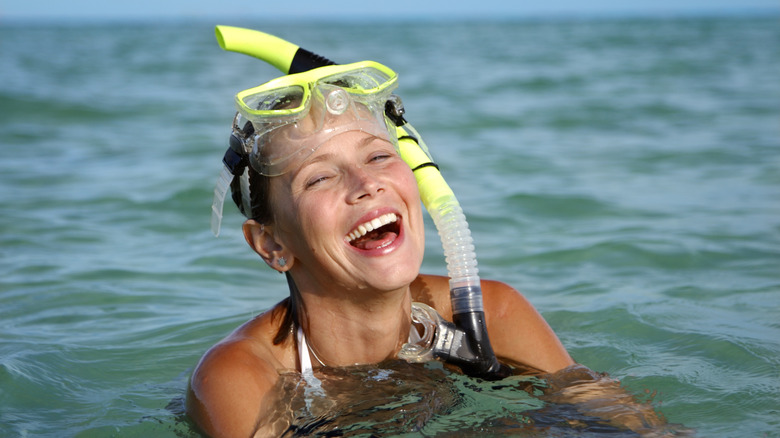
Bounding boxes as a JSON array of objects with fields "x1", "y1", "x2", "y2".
[{"x1": 347, "y1": 165, "x2": 383, "y2": 203}]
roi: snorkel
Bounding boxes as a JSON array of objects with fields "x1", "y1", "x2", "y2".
[{"x1": 215, "y1": 25, "x2": 508, "y2": 380}]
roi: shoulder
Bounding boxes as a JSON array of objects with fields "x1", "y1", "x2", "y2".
[
  {"x1": 480, "y1": 278, "x2": 537, "y2": 320},
  {"x1": 410, "y1": 274, "x2": 530, "y2": 320},
  {"x1": 186, "y1": 301, "x2": 294, "y2": 437},
  {"x1": 480, "y1": 279, "x2": 574, "y2": 372}
]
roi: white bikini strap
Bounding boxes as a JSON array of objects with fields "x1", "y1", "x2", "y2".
[
  {"x1": 296, "y1": 326, "x2": 314, "y2": 374},
  {"x1": 296, "y1": 326, "x2": 325, "y2": 413}
]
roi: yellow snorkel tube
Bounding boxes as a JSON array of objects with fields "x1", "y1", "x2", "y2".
[{"x1": 215, "y1": 25, "x2": 508, "y2": 379}]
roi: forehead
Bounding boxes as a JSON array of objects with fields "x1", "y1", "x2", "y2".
[
  {"x1": 298, "y1": 130, "x2": 397, "y2": 169},
  {"x1": 260, "y1": 105, "x2": 394, "y2": 175}
]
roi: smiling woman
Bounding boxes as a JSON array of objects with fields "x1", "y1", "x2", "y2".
[{"x1": 185, "y1": 31, "x2": 581, "y2": 437}]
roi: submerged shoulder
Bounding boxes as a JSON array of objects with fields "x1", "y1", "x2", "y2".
[{"x1": 187, "y1": 301, "x2": 294, "y2": 437}]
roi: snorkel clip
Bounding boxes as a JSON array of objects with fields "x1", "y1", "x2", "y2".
[{"x1": 401, "y1": 302, "x2": 509, "y2": 380}]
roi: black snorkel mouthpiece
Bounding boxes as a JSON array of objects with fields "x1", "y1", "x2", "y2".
[{"x1": 449, "y1": 310, "x2": 510, "y2": 379}]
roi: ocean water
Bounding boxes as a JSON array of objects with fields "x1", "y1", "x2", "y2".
[{"x1": 1, "y1": 15, "x2": 778, "y2": 437}]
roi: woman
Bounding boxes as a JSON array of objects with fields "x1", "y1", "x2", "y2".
[{"x1": 187, "y1": 61, "x2": 574, "y2": 437}]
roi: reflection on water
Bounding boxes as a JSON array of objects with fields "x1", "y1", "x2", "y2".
[{"x1": 250, "y1": 361, "x2": 692, "y2": 437}]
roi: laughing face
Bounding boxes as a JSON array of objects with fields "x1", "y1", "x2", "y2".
[{"x1": 267, "y1": 129, "x2": 426, "y2": 296}]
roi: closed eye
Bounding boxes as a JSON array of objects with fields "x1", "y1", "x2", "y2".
[
  {"x1": 368, "y1": 153, "x2": 392, "y2": 163},
  {"x1": 305, "y1": 174, "x2": 330, "y2": 188}
]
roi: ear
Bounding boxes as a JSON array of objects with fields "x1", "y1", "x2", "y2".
[{"x1": 242, "y1": 219, "x2": 293, "y2": 272}]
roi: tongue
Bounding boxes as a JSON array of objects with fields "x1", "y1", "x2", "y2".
[{"x1": 353, "y1": 230, "x2": 397, "y2": 250}]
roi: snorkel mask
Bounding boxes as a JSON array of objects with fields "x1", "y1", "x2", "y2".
[
  {"x1": 211, "y1": 61, "x2": 405, "y2": 234},
  {"x1": 236, "y1": 61, "x2": 400, "y2": 176}
]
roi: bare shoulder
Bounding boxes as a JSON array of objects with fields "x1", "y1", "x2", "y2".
[
  {"x1": 186, "y1": 301, "x2": 295, "y2": 437},
  {"x1": 480, "y1": 278, "x2": 537, "y2": 319},
  {"x1": 480, "y1": 279, "x2": 574, "y2": 373},
  {"x1": 410, "y1": 274, "x2": 537, "y2": 320}
]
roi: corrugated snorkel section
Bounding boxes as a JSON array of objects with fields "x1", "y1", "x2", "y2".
[
  {"x1": 394, "y1": 124, "x2": 482, "y2": 314},
  {"x1": 397, "y1": 125, "x2": 507, "y2": 379}
]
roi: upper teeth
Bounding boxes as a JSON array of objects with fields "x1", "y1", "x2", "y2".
[{"x1": 345, "y1": 213, "x2": 398, "y2": 242}]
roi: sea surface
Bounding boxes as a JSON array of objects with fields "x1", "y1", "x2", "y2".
[{"x1": 1, "y1": 15, "x2": 778, "y2": 437}]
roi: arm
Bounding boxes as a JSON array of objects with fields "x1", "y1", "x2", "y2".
[
  {"x1": 481, "y1": 279, "x2": 575, "y2": 373},
  {"x1": 542, "y1": 364, "x2": 676, "y2": 434},
  {"x1": 186, "y1": 339, "x2": 279, "y2": 438}
]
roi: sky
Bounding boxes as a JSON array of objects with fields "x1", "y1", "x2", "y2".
[{"x1": 2, "y1": 0, "x2": 779, "y2": 22}]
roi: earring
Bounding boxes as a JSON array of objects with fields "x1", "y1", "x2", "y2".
[{"x1": 278, "y1": 257, "x2": 286, "y2": 267}]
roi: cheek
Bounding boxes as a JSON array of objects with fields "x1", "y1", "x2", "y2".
[
  {"x1": 395, "y1": 166, "x2": 426, "y2": 242},
  {"x1": 399, "y1": 168, "x2": 423, "y2": 212},
  {"x1": 266, "y1": 179, "x2": 315, "y2": 250},
  {"x1": 295, "y1": 193, "x2": 339, "y2": 239}
]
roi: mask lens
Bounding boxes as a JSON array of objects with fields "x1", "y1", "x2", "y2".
[{"x1": 239, "y1": 84, "x2": 306, "y2": 118}]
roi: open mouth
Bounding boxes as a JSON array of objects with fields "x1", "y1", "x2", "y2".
[{"x1": 344, "y1": 213, "x2": 401, "y2": 251}]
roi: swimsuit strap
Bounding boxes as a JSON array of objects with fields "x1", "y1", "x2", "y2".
[
  {"x1": 296, "y1": 327, "x2": 325, "y2": 410},
  {"x1": 297, "y1": 326, "x2": 314, "y2": 374}
]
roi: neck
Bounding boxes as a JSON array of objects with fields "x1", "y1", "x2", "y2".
[{"x1": 295, "y1": 281, "x2": 413, "y2": 367}]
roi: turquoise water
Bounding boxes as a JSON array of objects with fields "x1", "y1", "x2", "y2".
[{"x1": 1, "y1": 16, "x2": 779, "y2": 437}]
